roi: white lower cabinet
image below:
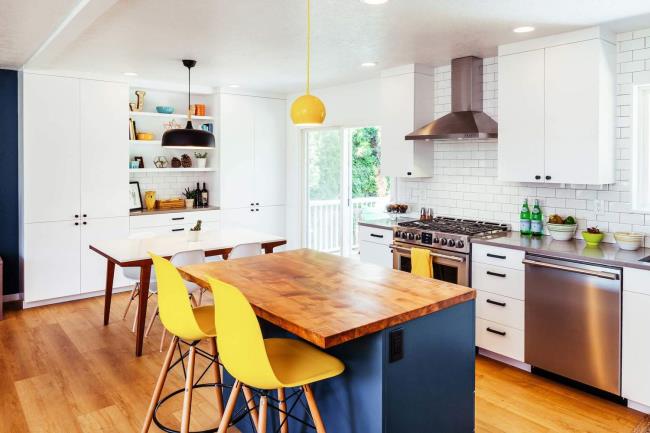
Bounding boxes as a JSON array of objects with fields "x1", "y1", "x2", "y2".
[
  {"x1": 622, "y1": 267, "x2": 650, "y2": 407},
  {"x1": 476, "y1": 318, "x2": 525, "y2": 361},
  {"x1": 359, "y1": 241, "x2": 393, "y2": 268},
  {"x1": 80, "y1": 217, "x2": 130, "y2": 293},
  {"x1": 220, "y1": 206, "x2": 285, "y2": 237}
]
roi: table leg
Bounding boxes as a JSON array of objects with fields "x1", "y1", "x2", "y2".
[
  {"x1": 103, "y1": 260, "x2": 116, "y2": 326},
  {"x1": 135, "y1": 264, "x2": 151, "y2": 357}
]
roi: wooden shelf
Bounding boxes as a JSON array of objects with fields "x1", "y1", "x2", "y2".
[
  {"x1": 128, "y1": 140, "x2": 215, "y2": 150},
  {"x1": 129, "y1": 111, "x2": 213, "y2": 121},
  {"x1": 129, "y1": 168, "x2": 215, "y2": 173},
  {"x1": 129, "y1": 140, "x2": 161, "y2": 145}
]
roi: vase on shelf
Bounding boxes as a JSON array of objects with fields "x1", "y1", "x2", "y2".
[
  {"x1": 144, "y1": 191, "x2": 156, "y2": 211},
  {"x1": 196, "y1": 158, "x2": 207, "y2": 169},
  {"x1": 185, "y1": 199, "x2": 194, "y2": 209}
]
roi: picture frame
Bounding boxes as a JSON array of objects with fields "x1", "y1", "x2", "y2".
[
  {"x1": 134, "y1": 156, "x2": 144, "y2": 168},
  {"x1": 129, "y1": 181, "x2": 143, "y2": 211}
]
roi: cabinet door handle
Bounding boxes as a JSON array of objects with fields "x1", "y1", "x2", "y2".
[
  {"x1": 370, "y1": 233, "x2": 384, "y2": 238},
  {"x1": 545, "y1": 175, "x2": 552, "y2": 180},
  {"x1": 486, "y1": 299, "x2": 507, "y2": 307},
  {"x1": 486, "y1": 270, "x2": 506, "y2": 278},
  {"x1": 172, "y1": 228, "x2": 184, "y2": 232},
  {"x1": 250, "y1": 203, "x2": 254, "y2": 206},
  {"x1": 74, "y1": 214, "x2": 79, "y2": 218},
  {"x1": 75, "y1": 222, "x2": 79, "y2": 226},
  {"x1": 535, "y1": 175, "x2": 541, "y2": 180},
  {"x1": 83, "y1": 214, "x2": 87, "y2": 218},
  {"x1": 82, "y1": 221, "x2": 87, "y2": 225},
  {"x1": 406, "y1": 171, "x2": 412, "y2": 176},
  {"x1": 486, "y1": 253, "x2": 506, "y2": 260},
  {"x1": 486, "y1": 327, "x2": 506, "y2": 336},
  {"x1": 255, "y1": 208, "x2": 259, "y2": 212},
  {"x1": 250, "y1": 209, "x2": 254, "y2": 212},
  {"x1": 171, "y1": 217, "x2": 185, "y2": 221},
  {"x1": 255, "y1": 202, "x2": 259, "y2": 205}
]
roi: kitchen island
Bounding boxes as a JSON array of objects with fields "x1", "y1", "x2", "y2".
[{"x1": 180, "y1": 249, "x2": 476, "y2": 433}]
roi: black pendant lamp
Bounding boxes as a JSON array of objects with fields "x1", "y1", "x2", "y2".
[{"x1": 161, "y1": 59, "x2": 215, "y2": 149}]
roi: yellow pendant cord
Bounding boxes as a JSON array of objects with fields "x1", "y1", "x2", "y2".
[{"x1": 306, "y1": 0, "x2": 311, "y2": 95}]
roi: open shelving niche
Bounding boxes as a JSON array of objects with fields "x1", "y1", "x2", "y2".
[{"x1": 128, "y1": 86, "x2": 220, "y2": 206}]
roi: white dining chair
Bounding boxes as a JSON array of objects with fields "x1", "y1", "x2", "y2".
[
  {"x1": 122, "y1": 232, "x2": 157, "y2": 332},
  {"x1": 228, "y1": 242, "x2": 262, "y2": 259}
]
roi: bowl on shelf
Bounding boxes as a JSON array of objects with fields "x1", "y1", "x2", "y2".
[
  {"x1": 136, "y1": 132, "x2": 155, "y2": 141},
  {"x1": 614, "y1": 232, "x2": 644, "y2": 251},
  {"x1": 547, "y1": 223, "x2": 577, "y2": 241},
  {"x1": 582, "y1": 231, "x2": 605, "y2": 247},
  {"x1": 156, "y1": 106, "x2": 175, "y2": 114}
]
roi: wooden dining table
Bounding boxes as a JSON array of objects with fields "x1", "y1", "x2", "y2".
[{"x1": 89, "y1": 228, "x2": 286, "y2": 357}]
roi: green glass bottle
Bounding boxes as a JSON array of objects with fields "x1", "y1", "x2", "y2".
[
  {"x1": 520, "y1": 199, "x2": 531, "y2": 235},
  {"x1": 531, "y1": 199, "x2": 543, "y2": 236}
]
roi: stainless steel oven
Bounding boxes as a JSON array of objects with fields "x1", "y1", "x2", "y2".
[{"x1": 391, "y1": 241, "x2": 469, "y2": 286}]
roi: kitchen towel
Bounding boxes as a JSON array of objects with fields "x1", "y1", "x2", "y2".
[{"x1": 411, "y1": 247, "x2": 433, "y2": 278}]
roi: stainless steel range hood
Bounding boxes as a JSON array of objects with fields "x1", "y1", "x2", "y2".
[{"x1": 405, "y1": 56, "x2": 498, "y2": 140}]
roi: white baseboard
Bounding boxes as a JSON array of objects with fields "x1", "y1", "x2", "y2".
[
  {"x1": 628, "y1": 399, "x2": 650, "y2": 414},
  {"x1": 478, "y1": 348, "x2": 532, "y2": 372},
  {"x1": 22, "y1": 285, "x2": 132, "y2": 309}
]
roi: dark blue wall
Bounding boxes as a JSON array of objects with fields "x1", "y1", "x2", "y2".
[{"x1": 0, "y1": 69, "x2": 19, "y2": 296}]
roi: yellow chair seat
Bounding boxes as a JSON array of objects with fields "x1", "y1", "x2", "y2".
[
  {"x1": 192, "y1": 305, "x2": 216, "y2": 337},
  {"x1": 265, "y1": 338, "x2": 345, "y2": 388}
]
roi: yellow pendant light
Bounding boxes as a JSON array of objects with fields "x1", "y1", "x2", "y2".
[{"x1": 291, "y1": 0, "x2": 326, "y2": 125}]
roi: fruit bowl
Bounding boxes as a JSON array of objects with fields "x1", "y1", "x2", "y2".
[
  {"x1": 582, "y1": 231, "x2": 605, "y2": 247},
  {"x1": 548, "y1": 224, "x2": 577, "y2": 241}
]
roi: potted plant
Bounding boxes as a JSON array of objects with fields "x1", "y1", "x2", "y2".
[
  {"x1": 188, "y1": 220, "x2": 202, "y2": 242},
  {"x1": 183, "y1": 188, "x2": 196, "y2": 209},
  {"x1": 194, "y1": 152, "x2": 208, "y2": 169}
]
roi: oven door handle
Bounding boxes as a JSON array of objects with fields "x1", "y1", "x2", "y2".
[
  {"x1": 390, "y1": 244, "x2": 466, "y2": 263},
  {"x1": 522, "y1": 259, "x2": 620, "y2": 280}
]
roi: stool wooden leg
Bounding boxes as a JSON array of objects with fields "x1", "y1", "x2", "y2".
[
  {"x1": 208, "y1": 337, "x2": 225, "y2": 419},
  {"x1": 180, "y1": 345, "x2": 197, "y2": 433},
  {"x1": 278, "y1": 388, "x2": 288, "y2": 433},
  {"x1": 243, "y1": 386, "x2": 259, "y2": 427},
  {"x1": 123, "y1": 283, "x2": 139, "y2": 320},
  {"x1": 258, "y1": 395, "x2": 268, "y2": 433},
  {"x1": 217, "y1": 380, "x2": 242, "y2": 433},
  {"x1": 159, "y1": 328, "x2": 167, "y2": 352},
  {"x1": 141, "y1": 335, "x2": 179, "y2": 433},
  {"x1": 303, "y1": 385, "x2": 326, "y2": 433}
]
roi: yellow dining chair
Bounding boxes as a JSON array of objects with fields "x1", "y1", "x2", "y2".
[
  {"x1": 209, "y1": 277, "x2": 345, "y2": 433},
  {"x1": 141, "y1": 254, "x2": 228, "y2": 433}
]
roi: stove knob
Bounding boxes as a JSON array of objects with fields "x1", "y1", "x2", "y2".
[
  {"x1": 432, "y1": 237, "x2": 440, "y2": 244},
  {"x1": 457, "y1": 240, "x2": 465, "y2": 249},
  {"x1": 415, "y1": 233, "x2": 421, "y2": 241},
  {"x1": 401, "y1": 232, "x2": 408, "y2": 239},
  {"x1": 440, "y1": 238, "x2": 448, "y2": 246},
  {"x1": 394, "y1": 230, "x2": 401, "y2": 238},
  {"x1": 448, "y1": 240, "x2": 456, "y2": 247},
  {"x1": 407, "y1": 232, "x2": 415, "y2": 240}
]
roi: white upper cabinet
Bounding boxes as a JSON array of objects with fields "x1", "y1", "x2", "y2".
[
  {"x1": 498, "y1": 49, "x2": 546, "y2": 183},
  {"x1": 498, "y1": 27, "x2": 616, "y2": 185},
  {"x1": 380, "y1": 65, "x2": 435, "y2": 178},
  {"x1": 23, "y1": 73, "x2": 81, "y2": 223},
  {"x1": 80, "y1": 79, "x2": 129, "y2": 218},
  {"x1": 219, "y1": 92, "x2": 286, "y2": 209}
]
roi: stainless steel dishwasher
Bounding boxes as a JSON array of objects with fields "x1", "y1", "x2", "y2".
[{"x1": 524, "y1": 254, "x2": 622, "y2": 395}]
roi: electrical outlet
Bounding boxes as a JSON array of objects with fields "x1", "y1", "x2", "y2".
[{"x1": 593, "y1": 199, "x2": 605, "y2": 215}]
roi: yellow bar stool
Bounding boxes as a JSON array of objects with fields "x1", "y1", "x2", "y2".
[
  {"x1": 209, "y1": 277, "x2": 345, "y2": 433},
  {"x1": 142, "y1": 254, "x2": 250, "y2": 433}
]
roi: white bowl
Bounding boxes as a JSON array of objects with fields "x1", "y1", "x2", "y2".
[
  {"x1": 616, "y1": 238, "x2": 642, "y2": 251},
  {"x1": 614, "y1": 232, "x2": 644, "y2": 241},
  {"x1": 549, "y1": 229, "x2": 576, "y2": 241},
  {"x1": 548, "y1": 223, "x2": 578, "y2": 232}
]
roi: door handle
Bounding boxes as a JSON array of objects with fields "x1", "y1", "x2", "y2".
[
  {"x1": 486, "y1": 270, "x2": 506, "y2": 278},
  {"x1": 389, "y1": 244, "x2": 465, "y2": 263},
  {"x1": 171, "y1": 217, "x2": 185, "y2": 221},
  {"x1": 172, "y1": 228, "x2": 184, "y2": 232},
  {"x1": 486, "y1": 253, "x2": 506, "y2": 260},
  {"x1": 486, "y1": 299, "x2": 506, "y2": 307},
  {"x1": 486, "y1": 327, "x2": 506, "y2": 336},
  {"x1": 522, "y1": 259, "x2": 620, "y2": 280},
  {"x1": 370, "y1": 233, "x2": 384, "y2": 238}
]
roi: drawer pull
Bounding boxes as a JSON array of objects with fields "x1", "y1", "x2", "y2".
[
  {"x1": 172, "y1": 228, "x2": 185, "y2": 232},
  {"x1": 370, "y1": 233, "x2": 384, "y2": 238},
  {"x1": 486, "y1": 299, "x2": 506, "y2": 307},
  {"x1": 171, "y1": 217, "x2": 185, "y2": 221},
  {"x1": 486, "y1": 253, "x2": 506, "y2": 260},
  {"x1": 486, "y1": 270, "x2": 506, "y2": 278},
  {"x1": 486, "y1": 327, "x2": 506, "y2": 336}
]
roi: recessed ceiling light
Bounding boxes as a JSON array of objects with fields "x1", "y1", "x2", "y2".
[
  {"x1": 228, "y1": 84, "x2": 240, "y2": 88},
  {"x1": 361, "y1": 0, "x2": 388, "y2": 4},
  {"x1": 513, "y1": 26, "x2": 535, "y2": 33},
  {"x1": 361, "y1": 62, "x2": 377, "y2": 67},
  {"x1": 123, "y1": 72, "x2": 138, "y2": 76}
]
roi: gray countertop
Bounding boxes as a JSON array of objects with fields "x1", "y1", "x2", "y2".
[
  {"x1": 130, "y1": 205, "x2": 220, "y2": 216},
  {"x1": 358, "y1": 216, "x2": 415, "y2": 230},
  {"x1": 472, "y1": 232, "x2": 650, "y2": 270}
]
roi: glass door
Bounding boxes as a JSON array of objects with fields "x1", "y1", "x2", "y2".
[{"x1": 304, "y1": 126, "x2": 390, "y2": 256}]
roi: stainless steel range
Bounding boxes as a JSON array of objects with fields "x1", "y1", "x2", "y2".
[{"x1": 391, "y1": 217, "x2": 509, "y2": 286}]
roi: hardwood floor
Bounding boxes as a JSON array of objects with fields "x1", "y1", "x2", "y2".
[{"x1": 0, "y1": 293, "x2": 646, "y2": 433}]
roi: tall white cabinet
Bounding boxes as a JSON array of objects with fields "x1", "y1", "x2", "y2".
[
  {"x1": 22, "y1": 73, "x2": 129, "y2": 304},
  {"x1": 219, "y1": 92, "x2": 286, "y2": 236},
  {"x1": 498, "y1": 27, "x2": 616, "y2": 185}
]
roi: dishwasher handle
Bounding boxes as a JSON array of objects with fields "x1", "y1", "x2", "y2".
[{"x1": 522, "y1": 258, "x2": 620, "y2": 281}]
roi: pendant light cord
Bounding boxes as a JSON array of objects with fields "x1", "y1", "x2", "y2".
[
  {"x1": 187, "y1": 65, "x2": 191, "y2": 115},
  {"x1": 306, "y1": 0, "x2": 311, "y2": 95}
]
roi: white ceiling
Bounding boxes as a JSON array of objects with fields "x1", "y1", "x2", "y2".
[
  {"x1": 0, "y1": 0, "x2": 80, "y2": 68},
  {"x1": 17, "y1": 0, "x2": 650, "y2": 92}
]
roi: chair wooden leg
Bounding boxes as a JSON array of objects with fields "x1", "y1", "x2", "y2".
[
  {"x1": 278, "y1": 388, "x2": 288, "y2": 433},
  {"x1": 189, "y1": 293, "x2": 198, "y2": 308},
  {"x1": 198, "y1": 288, "x2": 204, "y2": 305},
  {"x1": 243, "y1": 386, "x2": 259, "y2": 427},
  {"x1": 123, "y1": 283, "x2": 139, "y2": 320},
  {"x1": 303, "y1": 385, "x2": 326, "y2": 433},
  {"x1": 159, "y1": 328, "x2": 167, "y2": 352},
  {"x1": 141, "y1": 335, "x2": 179, "y2": 433},
  {"x1": 257, "y1": 395, "x2": 268, "y2": 433},
  {"x1": 208, "y1": 337, "x2": 225, "y2": 419},
  {"x1": 217, "y1": 380, "x2": 242, "y2": 433},
  {"x1": 132, "y1": 302, "x2": 138, "y2": 333},
  {"x1": 145, "y1": 306, "x2": 159, "y2": 337},
  {"x1": 180, "y1": 345, "x2": 197, "y2": 433}
]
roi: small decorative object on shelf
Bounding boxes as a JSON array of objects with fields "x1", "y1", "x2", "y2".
[
  {"x1": 188, "y1": 219, "x2": 202, "y2": 241},
  {"x1": 129, "y1": 90, "x2": 145, "y2": 112},
  {"x1": 201, "y1": 123, "x2": 213, "y2": 133},
  {"x1": 171, "y1": 157, "x2": 181, "y2": 168},
  {"x1": 195, "y1": 104, "x2": 206, "y2": 116},
  {"x1": 163, "y1": 119, "x2": 182, "y2": 130},
  {"x1": 386, "y1": 203, "x2": 408, "y2": 214},
  {"x1": 183, "y1": 187, "x2": 196, "y2": 209},
  {"x1": 129, "y1": 118, "x2": 136, "y2": 139},
  {"x1": 134, "y1": 156, "x2": 145, "y2": 168},
  {"x1": 194, "y1": 152, "x2": 207, "y2": 168},
  {"x1": 156, "y1": 106, "x2": 174, "y2": 114},
  {"x1": 144, "y1": 191, "x2": 156, "y2": 211},
  {"x1": 156, "y1": 198, "x2": 185, "y2": 210},
  {"x1": 153, "y1": 156, "x2": 168, "y2": 168},
  {"x1": 136, "y1": 132, "x2": 155, "y2": 141},
  {"x1": 129, "y1": 160, "x2": 139, "y2": 169},
  {"x1": 181, "y1": 154, "x2": 192, "y2": 168},
  {"x1": 129, "y1": 181, "x2": 143, "y2": 211}
]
